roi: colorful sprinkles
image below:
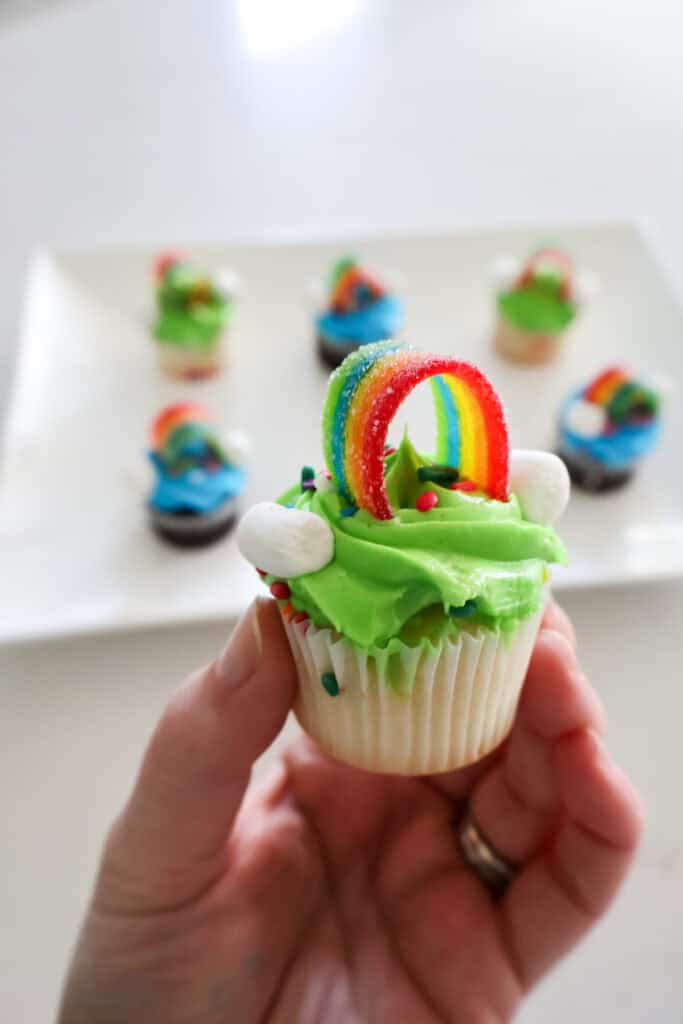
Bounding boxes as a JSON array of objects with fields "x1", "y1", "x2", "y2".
[
  {"x1": 322, "y1": 341, "x2": 509, "y2": 521},
  {"x1": 449, "y1": 600, "x2": 477, "y2": 618},
  {"x1": 450, "y1": 480, "x2": 476, "y2": 492},
  {"x1": 417, "y1": 464, "x2": 460, "y2": 486},
  {"x1": 321, "y1": 671, "x2": 340, "y2": 697},
  {"x1": 415, "y1": 491, "x2": 439, "y2": 512}
]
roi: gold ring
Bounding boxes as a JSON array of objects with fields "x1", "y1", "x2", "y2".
[{"x1": 458, "y1": 814, "x2": 518, "y2": 898}]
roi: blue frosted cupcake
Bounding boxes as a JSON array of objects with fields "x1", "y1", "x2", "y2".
[
  {"x1": 557, "y1": 367, "x2": 660, "y2": 491},
  {"x1": 316, "y1": 257, "x2": 403, "y2": 368},
  {"x1": 148, "y1": 403, "x2": 248, "y2": 546}
]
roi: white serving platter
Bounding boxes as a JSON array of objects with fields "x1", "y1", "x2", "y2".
[{"x1": 1, "y1": 224, "x2": 681, "y2": 644}]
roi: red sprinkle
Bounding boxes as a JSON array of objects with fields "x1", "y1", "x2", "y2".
[
  {"x1": 384, "y1": 446, "x2": 396, "y2": 457},
  {"x1": 416, "y1": 490, "x2": 439, "y2": 511},
  {"x1": 256, "y1": 568, "x2": 267, "y2": 577},
  {"x1": 270, "y1": 581, "x2": 291, "y2": 600},
  {"x1": 293, "y1": 611, "x2": 308, "y2": 623},
  {"x1": 450, "y1": 481, "x2": 476, "y2": 491}
]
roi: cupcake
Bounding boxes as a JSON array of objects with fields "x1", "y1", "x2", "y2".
[
  {"x1": 315, "y1": 256, "x2": 403, "y2": 369},
  {"x1": 152, "y1": 252, "x2": 235, "y2": 379},
  {"x1": 237, "y1": 341, "x2": 569, "y2": 775},
  {"x1": 493, "y1": 246, "x2": 594, "y2": 364},
  {"x1": 147, "y1": 402, "x2": 248, "y2": 547},
  {"x1": 557, "y1": 366, "x2": 660, "y2": 491}
]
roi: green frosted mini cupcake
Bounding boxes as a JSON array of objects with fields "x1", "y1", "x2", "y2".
[
  {"x1": 493, "y1": 246, "x2": 593, "y2": 365},
  {"x1": 152, "y1": 252, "x2": 235, "y2": 379}
]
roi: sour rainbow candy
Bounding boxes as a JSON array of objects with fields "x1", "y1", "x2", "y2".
[
  {"x1": 151, "y1": 402, "x2": 210, "y2": 448},
  {"x1": 323, "y1": 341, "x2": 509, "y2": 520},
  {"x1": 329, "y1": 262, "x2": 384, "y2": 314},
  {"x1": 515, "y1": 247, "x2": 574, "y2": 301},
  {"x1": 151, "y1": 402, "x2": 214, "y2": 458},
  {"x1": 583, "y1": 366, "x2": 628, "y2": 406}
]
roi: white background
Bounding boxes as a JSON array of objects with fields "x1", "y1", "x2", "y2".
[{"x1": 1, "y1": 2, "x2": 683, "y2": 1021}]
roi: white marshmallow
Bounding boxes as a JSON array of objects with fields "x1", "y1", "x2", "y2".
[
  {"x1": 565, "y1": 399, "x2": 606, "y2": 438},
  {"x1": 214, "y1": 267, "x2": 242, "y2": 297},
  {"x1": 237, "y1": 502, "x2": 334, "y2": 578},
  {"x1": 509, "y1": 450, "x2": 570, "y2": 526},
  {"x1": 492, "y1": 257, "x2": 521, "y2": 292},
  {"x1": 573, "y1": 269, "x2": 600, "y2": 305},
  {"x1": 222, "y1": 430, "x2": 251, "y2": 466}
]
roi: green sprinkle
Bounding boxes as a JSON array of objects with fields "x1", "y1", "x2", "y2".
[
  {"x1": 301, "y1": 465, "x2": 315, "y2": 482},
  {"x1": 449, "y1": 600, "x2": 477, "y2": 619},
  {"x1": 417, "y1": 464, "x2": 460, "y2": 485},
  {"x1": 321, "y1": 671, "x2": 340, "y2": 697}
]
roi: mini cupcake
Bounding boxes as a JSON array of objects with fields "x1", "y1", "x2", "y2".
[
  {"x1": 493, "y1": 246, "x2": 594, "y2": 364},
  {"x1": 152, "y1": 252, "x2": 235, "y2": 379},
  {"x1": 238, "y1": 341, "x2": 568, "y2": 775},
  {"x1": 147, "y1": 402, "x2": 248, "y2": 547},
  {"x1": 315, "y1": 256, "x2": 403, "y2": 369},
  {"x1": 557, "y1": 366, "x2": 660, "y2": 491}
]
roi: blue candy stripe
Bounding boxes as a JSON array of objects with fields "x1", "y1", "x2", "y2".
[
  {"x1": 432, "y1": 374, "x2": 461, "y2": 467},
  {"x1": 331, "y1": 341, "x2": 403, "y2": 499}
]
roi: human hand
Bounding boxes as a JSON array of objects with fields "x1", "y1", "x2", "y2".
[{"x1": 59, "y1": 598, "x2": 642, "y2": 1023}]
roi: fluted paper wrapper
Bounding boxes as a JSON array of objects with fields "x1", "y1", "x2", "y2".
[
  {"x1": 284, "y1": 608, "x2": 544, "y2": 775},
  {"x1": 494, "y1": 315, "x2": 562, "y2": 365}
]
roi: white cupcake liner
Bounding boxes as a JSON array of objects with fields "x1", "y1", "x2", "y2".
[
  {"x1": 157, "y1": 331, "x2": 227, "y2": 379},
  {"x1": 284, "y1": 605, "x2": 545, "y2": 775},
  {"x1": 494, "y1": 315, "x2": 563, "y2": 365}
]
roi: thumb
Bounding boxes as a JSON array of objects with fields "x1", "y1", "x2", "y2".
[{"x1": 97, "y1": 597, "x2": 296, "y2": 911}]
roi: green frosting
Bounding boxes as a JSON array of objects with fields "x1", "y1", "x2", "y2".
[
  {"x1": 498, "y1": 273, "x2": 575, "y2": 333},
  {"x1": 275, "y1": 436, "x2": 566, "y2": 650},
  {"x1": 154, "y1": 263, "x2": 232, "y2": 348}
]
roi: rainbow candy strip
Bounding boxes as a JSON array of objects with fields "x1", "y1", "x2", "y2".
[
  {"x1": 150, "y1": 402, "x2": 224, "y2": 466},
  {"x1": 583, "y1": 366, "x2": 658, "y2": 428},
  {"x1": 583, "y1": 366, "x2": 628, "y2": 406},
  {"x1": 151, "y1": 402, "x2": 209, "y2": 450},
  {"x1": 322, "y1": 341, "x2": 509, "y2": 520},
  {"x1": 516, "y1": 247, "x2": 574, "y2": 301},
  {"x1": 329, "y1": 262, "x2": 384, "y2": 314}
]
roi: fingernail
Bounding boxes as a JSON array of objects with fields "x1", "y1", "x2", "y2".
[
  {"x1": 216, "y1": 598, "x2": 265, "y2": 687},
  {"x1": 542, "y1": 627, "x2": 578, "y2": 666}
]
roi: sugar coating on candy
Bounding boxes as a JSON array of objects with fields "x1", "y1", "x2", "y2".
[
  {"x1": 237, "y1": 502, "x2": 334, "y2": 578},
  {"x1": 321, "y1": 341, "x2": 509, "y2": 521}
]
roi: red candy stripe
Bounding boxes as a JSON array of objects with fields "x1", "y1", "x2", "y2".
[{"x1": 361, "y1": 355, "x2": 508, "y2": 521}]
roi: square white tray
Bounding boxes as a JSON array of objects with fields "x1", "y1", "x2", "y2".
[{"x1": 1, "y1": 224, "x2": 681, "y2": 644}]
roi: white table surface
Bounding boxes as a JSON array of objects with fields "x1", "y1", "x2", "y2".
[{"x1": 1, "y1": 2, "x2": 683, "y2": 1022}]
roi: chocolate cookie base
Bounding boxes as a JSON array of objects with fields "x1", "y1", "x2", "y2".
[
  {"x1": 149, "y1": 504, "x2": 237, "y2": 548},
  {"x1": 317, "y1": 334, "x2": 360, "y2": 370},
  {"x1": 556, "y1": 449, "x2": 633, "y2": 493}
]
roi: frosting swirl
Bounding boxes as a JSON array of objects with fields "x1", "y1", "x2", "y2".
[{"x1": 276, "y1": 437, "x2": 565, "y2": 649}]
